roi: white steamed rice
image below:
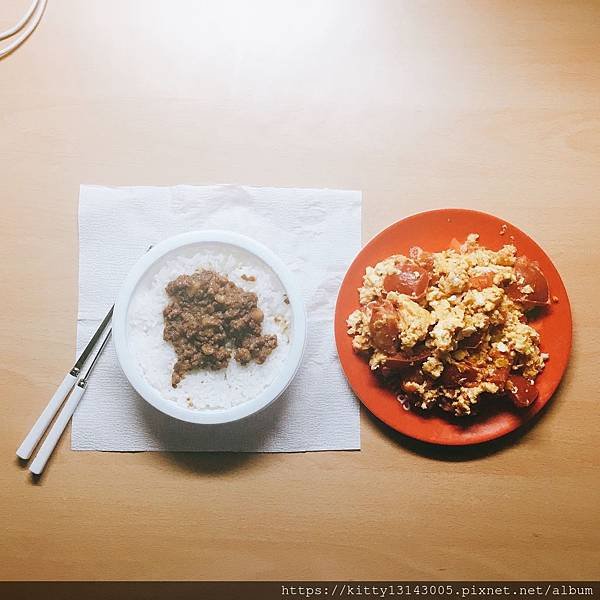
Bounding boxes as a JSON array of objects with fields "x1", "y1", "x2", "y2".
[{"x1": 127, "y1": 244, "x2": 292, "y2": 410}]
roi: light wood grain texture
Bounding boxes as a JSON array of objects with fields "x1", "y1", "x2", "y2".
[{"x1": 1, "y1": 0, "x2": 599, "y2": 581}]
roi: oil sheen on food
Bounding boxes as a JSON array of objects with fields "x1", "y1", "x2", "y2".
[{"x1": 347, "y1": 234, "x2": 550, "y2": 416}]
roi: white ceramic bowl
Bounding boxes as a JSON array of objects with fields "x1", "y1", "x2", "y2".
[{"x1": 113, "y1": 231, "x2": 306, "y2": 424}]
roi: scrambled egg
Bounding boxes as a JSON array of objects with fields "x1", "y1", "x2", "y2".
[
  {"x1": 347, "y1": 234, "x2": 548, "y2": 417},
  {"x1": 386, "y1": 292, "x2": 433, "y2": 348}
]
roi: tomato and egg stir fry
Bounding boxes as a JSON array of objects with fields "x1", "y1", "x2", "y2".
[{"x1": 347, "y1": 234, "x2": 550, "y2": 417}]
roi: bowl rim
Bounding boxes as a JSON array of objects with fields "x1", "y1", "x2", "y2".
[{"x1": 113, "y1": 230, "x2": 306, "y2": 424}]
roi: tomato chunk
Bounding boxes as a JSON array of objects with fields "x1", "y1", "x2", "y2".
[
  {"x1": 468, "y1": 273, "x2": 495, "y2": 291},
  {"x1": 486, "y1": 364, "x2": 510, "y2": 388},
  {"x1": 400, "y1": 366, "x2": 427, "y2": 393},
  {"x1": 368, "y1": 301, "x2": 398, "y2": 353},
  {"x1": 440, "y1": 363, "x2": 480, "y2": 388},
  {"x1": 505, "y1": 374, "x2": 539, "y2": 407},
  {"x1": 506, "y1": 257, "x2": 550, "y2": 310},
  {"x1": 408, "y1": 246, "x2": 434, "y2": 271},
  {"x1": 383, "y1": 262, "x2": 430, "y2": 300},
  {"x1": 383, "y1": 345, "x2": 431, "y2": 370}
]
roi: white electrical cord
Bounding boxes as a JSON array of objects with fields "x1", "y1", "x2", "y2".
[
  {"x1": 0, "y1": 0, "x2": 47, "y2": 59},
  {"x1": 0, "y1": 0, "x2": 39, "y2": 39}
]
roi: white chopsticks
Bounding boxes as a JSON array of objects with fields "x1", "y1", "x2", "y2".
[
  {"x1": 17, "y1": 307, "x2": 114, "y2": 476},
  {"x1": 17, "y1": 247, "x2": 151, "y2": 476},
  {"x1": 29, "y1": 330, "x2": 112, "y2": 475},
  {"x1": 16, "y1": 371, "x2": 80, "y2": 462}
]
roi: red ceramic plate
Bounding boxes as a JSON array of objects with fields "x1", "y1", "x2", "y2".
[{"x1": 335, "y1": 209, "x2": 572, "y2": 445}]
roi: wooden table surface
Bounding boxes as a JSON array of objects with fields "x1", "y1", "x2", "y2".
[{"x1": 1, "y1": 0, "x2": 599, "y2": 582}]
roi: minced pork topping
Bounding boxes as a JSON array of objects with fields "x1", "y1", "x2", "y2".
[{"x1": 163, "y1": 269, "x2": 277, "y2": 387}]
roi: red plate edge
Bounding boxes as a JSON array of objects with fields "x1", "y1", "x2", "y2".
[{"x1": 335, "y1": 208, "x2": 573, "y2": 446}]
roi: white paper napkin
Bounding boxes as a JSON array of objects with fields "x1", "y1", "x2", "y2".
[{"x1": 72, "y1": 184, "x2": 361, "y2": 452}]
